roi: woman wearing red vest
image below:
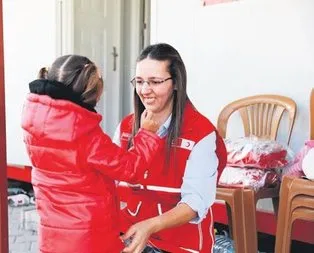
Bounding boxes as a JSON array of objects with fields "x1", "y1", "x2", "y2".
[{"x1": 114, "y1": 43, "x2": 227, "y2": 253}]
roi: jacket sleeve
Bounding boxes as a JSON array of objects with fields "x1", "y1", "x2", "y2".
[{"x1": 85, "y1": 128, "x2": 161, "y2": 183}]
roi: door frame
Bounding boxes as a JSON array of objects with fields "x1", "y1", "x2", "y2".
[
  {"x1": 57, "y1": 0, "x2": 74, "y2": 55},
  {"x1": 0, "y1": 0, "x2": 8, "y2": 251},
  {"x1": 60, "y1": 0, "x2": 148, "y2": 122}
]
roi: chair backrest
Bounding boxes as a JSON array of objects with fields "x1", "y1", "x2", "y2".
[
  {"x1": 310, "y1": 89, "x2": 314, "y2": 140},
  {"x1": 217, "y1": 94, "x2": 297, "y2": 145}
]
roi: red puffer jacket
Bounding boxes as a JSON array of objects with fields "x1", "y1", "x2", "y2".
[{"x1": 21, "y1": 94, "x2": 161, "y2": 253}]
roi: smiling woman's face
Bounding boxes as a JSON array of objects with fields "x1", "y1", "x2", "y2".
[{"x1": 135, "y1": 58, "x2": 175, "y2": 116}]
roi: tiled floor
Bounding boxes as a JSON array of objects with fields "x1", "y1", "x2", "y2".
[{"x1": 8, "y1": 205, "x2": 38, "y2": 253}]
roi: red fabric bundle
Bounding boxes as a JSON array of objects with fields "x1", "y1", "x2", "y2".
[{"x1": 226, "y1": 137, "x2": 290, "y2": 169}]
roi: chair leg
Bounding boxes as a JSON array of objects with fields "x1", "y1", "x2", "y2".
[
  {"x1": 228, "y1": 200, "x2": 246, "y2": 253},
  {"x1": 226, "y1": 203, "x2": 234, "y2": 238},
  {"x1": 242, "y1": 189, "x2": 258, "y2": 253},
  {"x1": 275, "y1": 209, "x2": 289, "y2": 253},
  {"x1": 272, "y1": 196, "x2": 280, "y2": 215},
  {"x1": 274, "y1": 176, "x2": 295, "y2": 253},
  {"x1": 280, "y1": 213, "x2": 293, "y2": 253},
  {"x1": 219, "y1": 188, "x2": 246, "y2": 253}
]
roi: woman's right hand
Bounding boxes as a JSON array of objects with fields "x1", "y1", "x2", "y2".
[
  {"x1": 121, "y1": 219, "x2": 156, "y2": 253},
  {"x1": 140, "y1": 110, "x2": 159, "y2": 133}
]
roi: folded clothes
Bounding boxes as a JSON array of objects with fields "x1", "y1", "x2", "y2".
[
  {"x1": 218, "y1": 166, "x2": 279, "y2": 191},
  {"x1": 225, "y1": 137, "x2": 292, "y2": 169}
]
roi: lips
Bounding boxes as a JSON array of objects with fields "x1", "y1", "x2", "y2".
[{"x1": 143, "y1": 97, "x2": 155, "y2": 104}]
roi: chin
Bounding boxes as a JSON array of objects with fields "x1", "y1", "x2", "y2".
[{"x1": 144, "y1": 104, "x2": 156, "y2": 111}]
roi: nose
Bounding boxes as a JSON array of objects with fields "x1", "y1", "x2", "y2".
[{"x1": 140, "y1": 82, "x2": 152, "y2": 94}]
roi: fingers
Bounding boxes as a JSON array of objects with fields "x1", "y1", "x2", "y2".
[
  {"x1": 122, "y1": 221, "x2": 152, "y2": 253},
  {"x1": 145, "y1": 110, "x2": 153, "y2": 120},
  {"x1": 140, "y1": 109, "x2": 148, "y2": 122},
  {"x1": 122, "y1": 235, "x2": 138, "y2": 253},
  {"x1": 140, "y1": 110, "x2": 160, "y2": 133},
  {"x1": 121, "y1": 227, "x2": 135, "y2": 242},
  {"x1": 133, "y1": 243, "x2": 146, "y2": 253},
  {"x1": 121, "y1": 225, "x2": 143, "y2": 253},
  {"x1": 141, "y1": 110, "x2": 154, "y2": 121},
  {"x1": 122, "y1": 235, "x2": 145, "y2": 253},
  {"x1": 122, "y1": 240, "x2": 137, "y2": 253}
]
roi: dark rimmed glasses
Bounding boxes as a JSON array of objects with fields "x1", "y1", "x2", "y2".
[{"x1": 130, "y1": 77, "x2": 172, "y2": 88}]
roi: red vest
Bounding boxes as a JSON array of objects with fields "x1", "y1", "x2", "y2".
[{"x1": 118, "y1": 102, "x2": 227, "y2": 253}]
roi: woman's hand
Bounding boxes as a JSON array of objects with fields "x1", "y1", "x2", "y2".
[
  {"x1": 140, "y1": 110, "x2": 159, "y2": 133},
  {"x1": 121, "y1": 204, "x2": 197, "y2": 253},
  {"x1": 121, "y1": 219, "x2": 156, "y2": 253}
]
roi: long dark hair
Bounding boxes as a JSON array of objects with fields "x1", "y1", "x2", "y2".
[
  {"x1": 132, "y1": 43, "x2": 189, "y2": 159},
  {"x1": 38, "y1": 55, "x2": 103, "y2": 107}
]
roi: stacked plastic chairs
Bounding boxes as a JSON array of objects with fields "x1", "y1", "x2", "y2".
[
  {"x1": 275, "y1": 89, "x2": 314, "y2": 252},
  {"x1": 274, "y1": 176, "x2": 314, "y2": 252}
]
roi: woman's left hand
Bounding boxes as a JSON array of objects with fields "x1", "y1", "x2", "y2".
[{"x1": 121, "y1": 219, "x2": 156, "y2": 253}]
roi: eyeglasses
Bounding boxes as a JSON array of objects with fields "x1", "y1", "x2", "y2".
[{"x1": 130, "y1": 77, "x2": 172, "y2": 88}]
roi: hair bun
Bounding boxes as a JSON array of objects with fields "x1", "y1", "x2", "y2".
[{"x1": 38, "y1": 67, "x2": 48, "y2": 79}]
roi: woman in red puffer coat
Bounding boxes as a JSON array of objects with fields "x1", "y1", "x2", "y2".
[{"x1": 21, "y1": 55, "x2": 161, "y2": 253}]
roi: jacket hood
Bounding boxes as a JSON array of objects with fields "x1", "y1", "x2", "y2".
[
  {"x1": 21, "y1": 93, "x2": 102, "y2": 142},
  {"x1": 29, "y1": 79, "x2": 96, "y2": 112}
]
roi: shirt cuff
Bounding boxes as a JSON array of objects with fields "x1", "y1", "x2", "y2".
[{"x1": 178, "y1": 194, "x2": 208, "y2": 224}]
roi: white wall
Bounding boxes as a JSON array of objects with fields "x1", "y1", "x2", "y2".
[
  {"x1": 4, "y1": 0, "x2": 59, "y2": 165},
  {"x1": 4, "y1": 0, "x2": 314, "y2": 169},
  {"x1": 151, "y1": 0, "x2": 314, "y2": 153}
]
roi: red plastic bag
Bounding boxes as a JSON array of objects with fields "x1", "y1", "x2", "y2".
[{"x1": 225, "y1": 137, "x2": 293, "y2": 169}]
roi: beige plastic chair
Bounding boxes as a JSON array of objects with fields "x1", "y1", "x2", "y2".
[
  {"x1": 216, "y1": 94, "x2": 297, "y2": 253},
  {"x1": 274, "y1": 176, "x2": 314, "y2": 253}
]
